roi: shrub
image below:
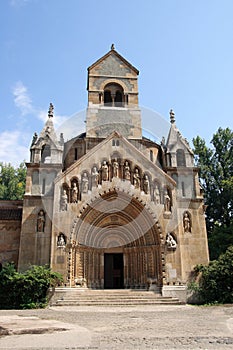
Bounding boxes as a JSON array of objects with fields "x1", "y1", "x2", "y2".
[
  {"x1": 190, "y1": 246, "x2": 233, "y2": 304},
  {"x1": 0, "y1": 264, "x2": 63, "y2": 309}
]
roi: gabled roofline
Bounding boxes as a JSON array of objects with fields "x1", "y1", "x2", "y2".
[
  {"x1": 55, "y1": 131, "x2": 176, "y2": 186},
  {"x1": 87, "y1": 48, "x2": 139, "y2": 75}
]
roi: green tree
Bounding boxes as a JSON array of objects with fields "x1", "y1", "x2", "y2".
[
  {"x1": 193, "y1": 128, "x2": 233, "y2": 259},
  {"x1": 0, "y1": 162, "x2": 26, "y2": 200}
]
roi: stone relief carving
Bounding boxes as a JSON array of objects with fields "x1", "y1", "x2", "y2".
[
  {"x1": 37, "y1": 210, "x2": 45, "y2": 232},
  {"x1": 71, "y1": 182, "x2": 78, "y2": 203},
  {"x1": 153, "y1": 184, "x2": 160, "y2": 204},
  {"x1": 164, "y1": 188, "x2": 171, "y2": 212},
  {"x1": 133, "y1": 168, "x2": 140, "y2": 189},
  {"x1": 82, "y1": 172, "x2": 89, "y2": 193},
  {"x1": 57, "y1": 233, "x2": 66, "y2": 247},
  {"x1": 59, "y1": 159, "x2": 176, "y2": 208},
  {"x1": 101, "y1": 160, "x2": 109, "y2": 181},
  {"x1": 112, "y1": 158, "x2": 119, "y2": 178},
  {"x1": 183, "y1": 211, "x2": 191, "y2": 232},
  {"x1": 166, "y1": 233, "x2": 177, "y2": 249},
  {"x1": 143, "y1": 175, "x2": 150, "y2": 194},
  {"x1": 124, "y1": 161, "x2": 131, "y2": 180},
  {"x1": 92, "y1": 166, "x2": 99, "y2": 188},
  {"x1": 60, "y1": 189, "x2": 68, "y2": 211}
]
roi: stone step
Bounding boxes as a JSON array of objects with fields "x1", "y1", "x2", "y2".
[
  {"x1": 54, "y1": 298, "x2": 181, "y2": 306},
  {"x1": 50, "y1": 288, "x2": 182, "y2": 306}
]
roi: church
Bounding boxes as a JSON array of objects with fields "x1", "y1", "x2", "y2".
[{"x1": 0, "y1": 46, "x2": 209, "y2": 301}]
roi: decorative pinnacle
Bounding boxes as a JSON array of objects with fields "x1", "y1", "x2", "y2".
[
  {"x1": 170, "y1": 109, "x2": 175, "y2": 124},
  {"x1": 111, "y1": 43, "x2": 115, "y2": 50},
  {"x1": 48, "y1": 102, "x2": 54, "y2": 118}
]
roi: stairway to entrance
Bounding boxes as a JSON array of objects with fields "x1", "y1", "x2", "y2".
[{"x1": 50, "y1": 288, "x2": 182, "y2": 306}]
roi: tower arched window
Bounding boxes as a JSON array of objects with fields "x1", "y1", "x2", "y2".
[{"x1": 104, "y1": 83, "x2": 124, "y2": 107}]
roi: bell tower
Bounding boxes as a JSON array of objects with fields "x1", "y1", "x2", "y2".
[{"x1": 86, "y1": 44, "x2": 142, "y2": 139}]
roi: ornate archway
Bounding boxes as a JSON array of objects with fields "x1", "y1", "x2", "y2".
[{"x1": 68, "y1": 190, "x2": 164, "y2": 289}]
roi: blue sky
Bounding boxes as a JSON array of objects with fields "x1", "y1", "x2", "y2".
[{"x1": 0, "y1": 0, "x2": 233, "y2": 165}]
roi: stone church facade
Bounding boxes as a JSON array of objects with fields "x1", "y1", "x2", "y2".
[{"x1": 0, "y1": 47, "x2": 209, "y2": 300}]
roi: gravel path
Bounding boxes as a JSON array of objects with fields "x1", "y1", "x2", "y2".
[{"x1": 0, "y1": 304, "x2": 233, "y2": 349}]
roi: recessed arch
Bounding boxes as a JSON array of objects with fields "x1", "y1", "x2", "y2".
[{"x1": 73, "y1": 190, "x2": 162, "y2": 248}]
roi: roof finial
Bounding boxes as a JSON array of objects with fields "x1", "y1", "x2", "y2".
[
  {"x1": 48, "y1": 102, "x2": 54, "y2": 118},
  {"x1": 170, "y1": 109, "x2": 175, "y2": 124},
  {"x1": 111, "y1": 43, "x2": 115, "y2": 50}
]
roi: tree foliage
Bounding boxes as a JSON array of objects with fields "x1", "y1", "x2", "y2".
[
  {"x1": 0, "y1": 162, "x2": 26, "y2": 200},
  {"x1": 0, "y1": 264, "x2": 63, "y2": 309},
  {"x1": 192, "y1": 246, "x2": 233, "y2": 304},
  {"x1": 193, "y1": 127, "x2": 233, "y2": 258}
]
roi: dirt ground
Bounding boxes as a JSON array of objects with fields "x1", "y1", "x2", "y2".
[{"x1": 0, "y1": 304, "x2": 233, "y2": 350}]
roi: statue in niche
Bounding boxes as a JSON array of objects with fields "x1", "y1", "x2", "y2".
[
  {"x1": 164, "y1": 188, "x2": 171, "y2": 212},
  {"x1": 57, "y1": 234, "x2": 66, "y2": 247},
  {"x1": 154, "y1": 185, "x2": 160, "y2": 204},
  {"x1": 101, "y1": 161, "x2": 109, "y2": 181},
  {"x1": 143, "y1": 175, "x2": 150, "y2": 194},
  {"x1": 112, "y1": 158, "x2": 119, "y2": 178},
  {"x1": 124, "y1": 161, "x2": 131, "y2": 180},
  {"x1": 82, "y1": 172, "x2": 89, "y2": 193},
  {"x1": 166, "y1": 233, "x2": 177, "y2": 249},
  {"x1": 60, "y1": 189, "x2": 68, "y2": 211},
  {"x1": 92, "y1": 166, "x2": 99, "y2": 187},
  {"x1": 183, "y1": 212, "x2": 191, "y2": 232},
  {"x1": 71, "y1": 182, "x2": 78, "y2": 203},
  {"x1": 37, "y1": 210, "x2": 45, "y2": 232},
  {"x1": 133, "y1": 168, "x2": 141, "y2": 189}
]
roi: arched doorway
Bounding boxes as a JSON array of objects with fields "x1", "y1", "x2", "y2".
[{"x1": 70, "y1": 190, "x2": 163, "y2": 289}]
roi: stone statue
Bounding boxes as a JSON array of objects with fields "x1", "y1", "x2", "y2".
[
  {"x1": 143, "y1": 175, "x2": 150, "y2": 194},
  {"x1": 48, "y1": 102, "x2": 54, "y2": 118},
  {"x1": 31, "y1": 132, "x2": 38, "y2": 146},
  {"x1": 60, "y1": 189, "x2": 68, "y2": 211},
  {"x1": 57, "y1": 234, "x2": 66, "y2": 247},
  {"x1": 82, "y1": 172, "x2": 89, "y2": 193},
  {"x1": 164, "y1": 189, "x2": 171, "y2": 212},
  {"x1": 183, "y1": 212, "x2": 191, "y2": 232},
  {"x1": 166, "y1": 233, "x2": 177, "y2": 249},
  {"x1": 154, "y1": 185, "x2": 160, "y2": 204},
  {"x1": 92, "y1": 166, "x2": 99, "y2": 187},
  {"x1": 112, "y1": 158, "x2": 119, "y2": 178},
  {"x1": 133, "y1": 168, "x2": 140, "y2": 189},
  {"x1": 124, "y1": 161, "x2": 131, "y2": 180},
  {"x1": 71, "y1": 182, "x2": 78, "y2": 203},
  {"x1": 101, "y1": 161, "x2": 109, "y2": 181},
  {"x1": 37, "y1": 210, "x2": 45, "y2": 232}
]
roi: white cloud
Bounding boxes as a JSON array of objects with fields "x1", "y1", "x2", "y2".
[
  {"x1": 12, "y1": 81, "x2": 33, "y2": 115},
  {"x1": 0, "y1": 130, "x2": 30, "y2": 166},
  {"x1": 10, "y1": 0, "x2": 30, "y2": 7}
]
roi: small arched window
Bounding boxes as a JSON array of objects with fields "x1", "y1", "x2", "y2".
[
  {"x1": 177, "y1": 149, "x2": 186, "y2": 166},
  {"x1": 104, "y1": 83, "x2": 124, "y2": 107},
  {"x1": 41, "y1": 144, "x2": 51, "y2": 163}
]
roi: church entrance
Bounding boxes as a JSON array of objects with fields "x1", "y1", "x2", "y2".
[{"x1": 104, "y1": 253, "x2": 124, "y2": 289}]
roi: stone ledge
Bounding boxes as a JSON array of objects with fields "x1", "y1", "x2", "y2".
[{"x1": 162, "y1": 285, "x2": 187, "y2": 304}]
